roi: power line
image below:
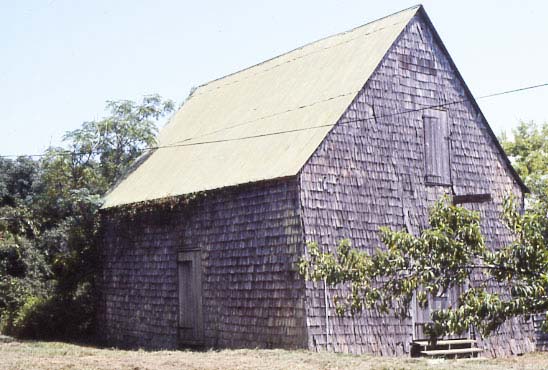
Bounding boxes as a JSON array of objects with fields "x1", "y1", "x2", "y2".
[
  {"x1": 476, "y1": 82, "x2": 548, "y2": 100},
  {"x1": 161, "y1": 81, "x2": 548, "y2": 148},
  {"x1": 1, "y1": 81, "x2": 547, "y2": 159}
]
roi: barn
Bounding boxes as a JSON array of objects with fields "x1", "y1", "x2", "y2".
[{"x1": 97, "y1": 5, "x2": 536, "y2": 356}]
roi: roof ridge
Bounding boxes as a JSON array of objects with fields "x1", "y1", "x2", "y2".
[{"x1": 192, "y1": 5, "x2": 422, "y2": 93}]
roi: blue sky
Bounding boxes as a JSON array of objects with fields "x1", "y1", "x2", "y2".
[{"x1": 1, "y1": 0, "x2": 547, "y2": 157}]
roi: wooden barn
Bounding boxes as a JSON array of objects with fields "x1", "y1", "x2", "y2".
[{"x1": 97, "y1": 5, "x2": 536, "y2": 356}]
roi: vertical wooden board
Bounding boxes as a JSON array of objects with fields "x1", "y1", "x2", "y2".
[
  {"x1": 178, "y1": 250, "x2": 204, "y2": 344},
  {"x1": 423, "y1": 115, "x2": 438, "y2": 183},
  {"x1": 412, "y1": 286, "x2": 463, "y2": 340},
  {"x1": 192, "y1": 251, "x2": 204, "y2": 341},
  {"x1": 437, "y1": 110, "x2": 451, "y2": 184},
  {"x1": 178, "y1": 261, "x2": 193, "y2": 328},
  {"x1": 432, "y1": 116, "x2": 443, "y2": 180},
  {"x1": 423, "y1": 110, "x2": 450, "y2": 184}
]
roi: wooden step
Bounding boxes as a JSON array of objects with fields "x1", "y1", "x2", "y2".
[
  {"x1": 413, "y1": 339, "x2": 477, "y2": 346},
  {"x1": 421, "y1": 348, "x2": 483, "y2": 356}
]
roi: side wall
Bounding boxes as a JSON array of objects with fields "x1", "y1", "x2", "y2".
[
  {"x1": 97, "y1": 178, "x2": 307, "y2": 349},
  {"x1": 299, "y1": 14, "x2": 535, "y2": 356}
]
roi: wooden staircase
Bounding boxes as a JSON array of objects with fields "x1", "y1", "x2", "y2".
[{"x1": 411, "y1": 338, "x2": 482, "y2": 358}]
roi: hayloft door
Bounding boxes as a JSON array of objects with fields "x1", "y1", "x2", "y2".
[{"x1": 178, "y1": 250, "x2": 203, "y2": 345}]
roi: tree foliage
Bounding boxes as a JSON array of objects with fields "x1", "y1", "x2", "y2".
[
  {"x1": 500, "y1": 121, "x2": 548, "y2": 199},
  {"x1": 0, "y1": 94, "x2": 174, "y2": 338},
  {"x1": 62, "y1": 95, "x2": 174, "y2": 187},
  {"x1": 0, "y1": 158, "x2": 50, "y2": 335},
  {"x1": 299, "y1": 196, "x2": 548, "y2": 338}
]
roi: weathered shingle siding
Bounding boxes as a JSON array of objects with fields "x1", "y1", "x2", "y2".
[
  {"x1": 299, "y1": 14, "x2": 534, "y2": 356},
  {"x1": 189, "y1": 179, "x2": 308, "y2": 348},
  {"x1": 97, "y1": 178, "x2": 308, "y2": 349},
  {"x1": 97, "y1": 208, "x2": 180, "y2": 349}
]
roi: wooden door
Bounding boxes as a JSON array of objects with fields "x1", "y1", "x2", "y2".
[
  {"x1": 178, "y1": 250, "x2": 203, "y2": 345},
  {"x1": 412, "y1": 286, "x2": 462, "y2": 340}
]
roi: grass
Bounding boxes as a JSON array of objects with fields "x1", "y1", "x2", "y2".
[{"x1": 2, "y1": 339, "x2": 548, "y2": 369}]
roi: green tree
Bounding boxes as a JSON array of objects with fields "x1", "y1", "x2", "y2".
[
  {"x1": 63, "y1": 94, "x2": 174, "y2": 187},
  {"x1": 0, "y1": 158, "x2": 50, "y2": 334},
  {"x1": 0, "y1": 94, "x2": 175, "y2": 339},
  {"x1": 0, "y1": 157, "x2": 41, "y2": 208},
  {"x1": 500, "y1": 121, "x2": 548, "y2": 199},
  {"x1": 37, "y1": 94, "x2": 175, "y2": 224},
  {"x1": 299, "y1": 196, "x2": 548, "y2": 338}
]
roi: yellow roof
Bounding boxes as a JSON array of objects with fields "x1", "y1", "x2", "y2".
[{"x1": 102, "y1": 6, "x2": 420, "y2": 208}]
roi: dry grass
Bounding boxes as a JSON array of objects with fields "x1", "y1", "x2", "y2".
[{"x1": 2, "y1": 340, "x2": 548, "y2": 370}]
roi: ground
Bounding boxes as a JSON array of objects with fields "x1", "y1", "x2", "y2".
[{"x1": 1, "y1": 338, "x2": 548, "y2": 370}]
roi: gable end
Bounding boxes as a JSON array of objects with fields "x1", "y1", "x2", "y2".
[{"x1": 415, "y1": 7, "x2": 528, "y2": 193}]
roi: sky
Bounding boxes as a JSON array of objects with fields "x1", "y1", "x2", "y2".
[{"x1": 1, "y1": 0, "x2": 547, "y2": 157}]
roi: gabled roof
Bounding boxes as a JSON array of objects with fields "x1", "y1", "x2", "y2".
[
  {"x1": 102, "y1": 6, "x2": 420, "y2": 208},
  {"x1": 102, "y1": 5, "x2": 527, "y2": 209}
]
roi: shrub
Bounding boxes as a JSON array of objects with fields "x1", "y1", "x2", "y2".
[
  {"x1": 0, "y1": 235, "x2": 51, "y2": 335},
  {"x1": 7, "y1": 285, "x2": 95, "y2": 340}
]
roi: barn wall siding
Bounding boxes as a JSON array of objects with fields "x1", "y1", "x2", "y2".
[
  {"x1": 97, "y1": 178, "x2": 308, "y2": 349},
  {"x1": 97, "y1": 208, "x2": 180, "y2": 349},
  {"x1": 299, "y1": 14, "x2": 534, "y2": 356}
]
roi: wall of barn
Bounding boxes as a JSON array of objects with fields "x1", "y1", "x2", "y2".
[
  {"x1": 97, "y1": 178, "x2": 308, "y2": 349},
  {"x1": 299, "y1": 14, "x2": 535, "y2": 356}
]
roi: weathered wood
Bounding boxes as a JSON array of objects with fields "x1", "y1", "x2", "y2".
[
  {"x1": 178, "y1": 250, "x2": 204, "y2": 344},
  {"x1": 97, "y1": 179, "x2": 307, "y2": 350},
  {"x1": 299, "y1": 11, "x2": 534, "y2": 357},
  {"x1": 96, "y1": 7, "x2": 535, "y2": 357},
  {"x1": 413, "y1": 339, "x2": 476, "y2": 346},
  {"x1": 413, "y1": 286, "x2": 464, "y2": 340},
  {"x1": 423, "y1": 109, "x2": 450, "y2": 185},
  {"x1": 452, "y1": 193, "x2": 492, "y2": 204},
  {"x1": 421, "y1": 348, "x2": 483, "y2": 356},
  {"x1": 533, "y1": 314, "x2": 548, "y2": 351}
]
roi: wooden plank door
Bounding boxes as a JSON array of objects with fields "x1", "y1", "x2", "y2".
[
  {"x1": 412, "y1": 286, "x2": 463, "y2": 340},
  {"x1": 178, "y1": 250, "x2": 203, "y2": 345}
]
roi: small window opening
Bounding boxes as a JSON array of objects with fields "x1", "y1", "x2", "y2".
[{"x1": 452, "y1": 194, "x2": 492, "y2": 205}]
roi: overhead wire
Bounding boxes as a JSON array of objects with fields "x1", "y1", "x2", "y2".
[{"x1": 0, "y1": 81, "x2": 547, "y2": 160}]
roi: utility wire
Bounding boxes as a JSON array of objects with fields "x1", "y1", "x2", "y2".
[
  {"x1": 1, "y1": 81, "x2": 547, "y2": 159},
  {"x1": 157, "y1": 81, "x2": 548, "y2": 148},
  {"x1": 476, "y1": 82, "x2": 548, "y2": 100}
]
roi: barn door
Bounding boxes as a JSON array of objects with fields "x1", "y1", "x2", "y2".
[
  {"x1": 412, "y1": 286, "x2": 463, "y2": 340},
  {"x1": 178, "y1": 250, "x2": 203, "y2": 345}
]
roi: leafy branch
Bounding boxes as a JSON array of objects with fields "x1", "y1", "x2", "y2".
[{"x1": 299, "y1": 196, "x2": 548, "y2": 338}]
